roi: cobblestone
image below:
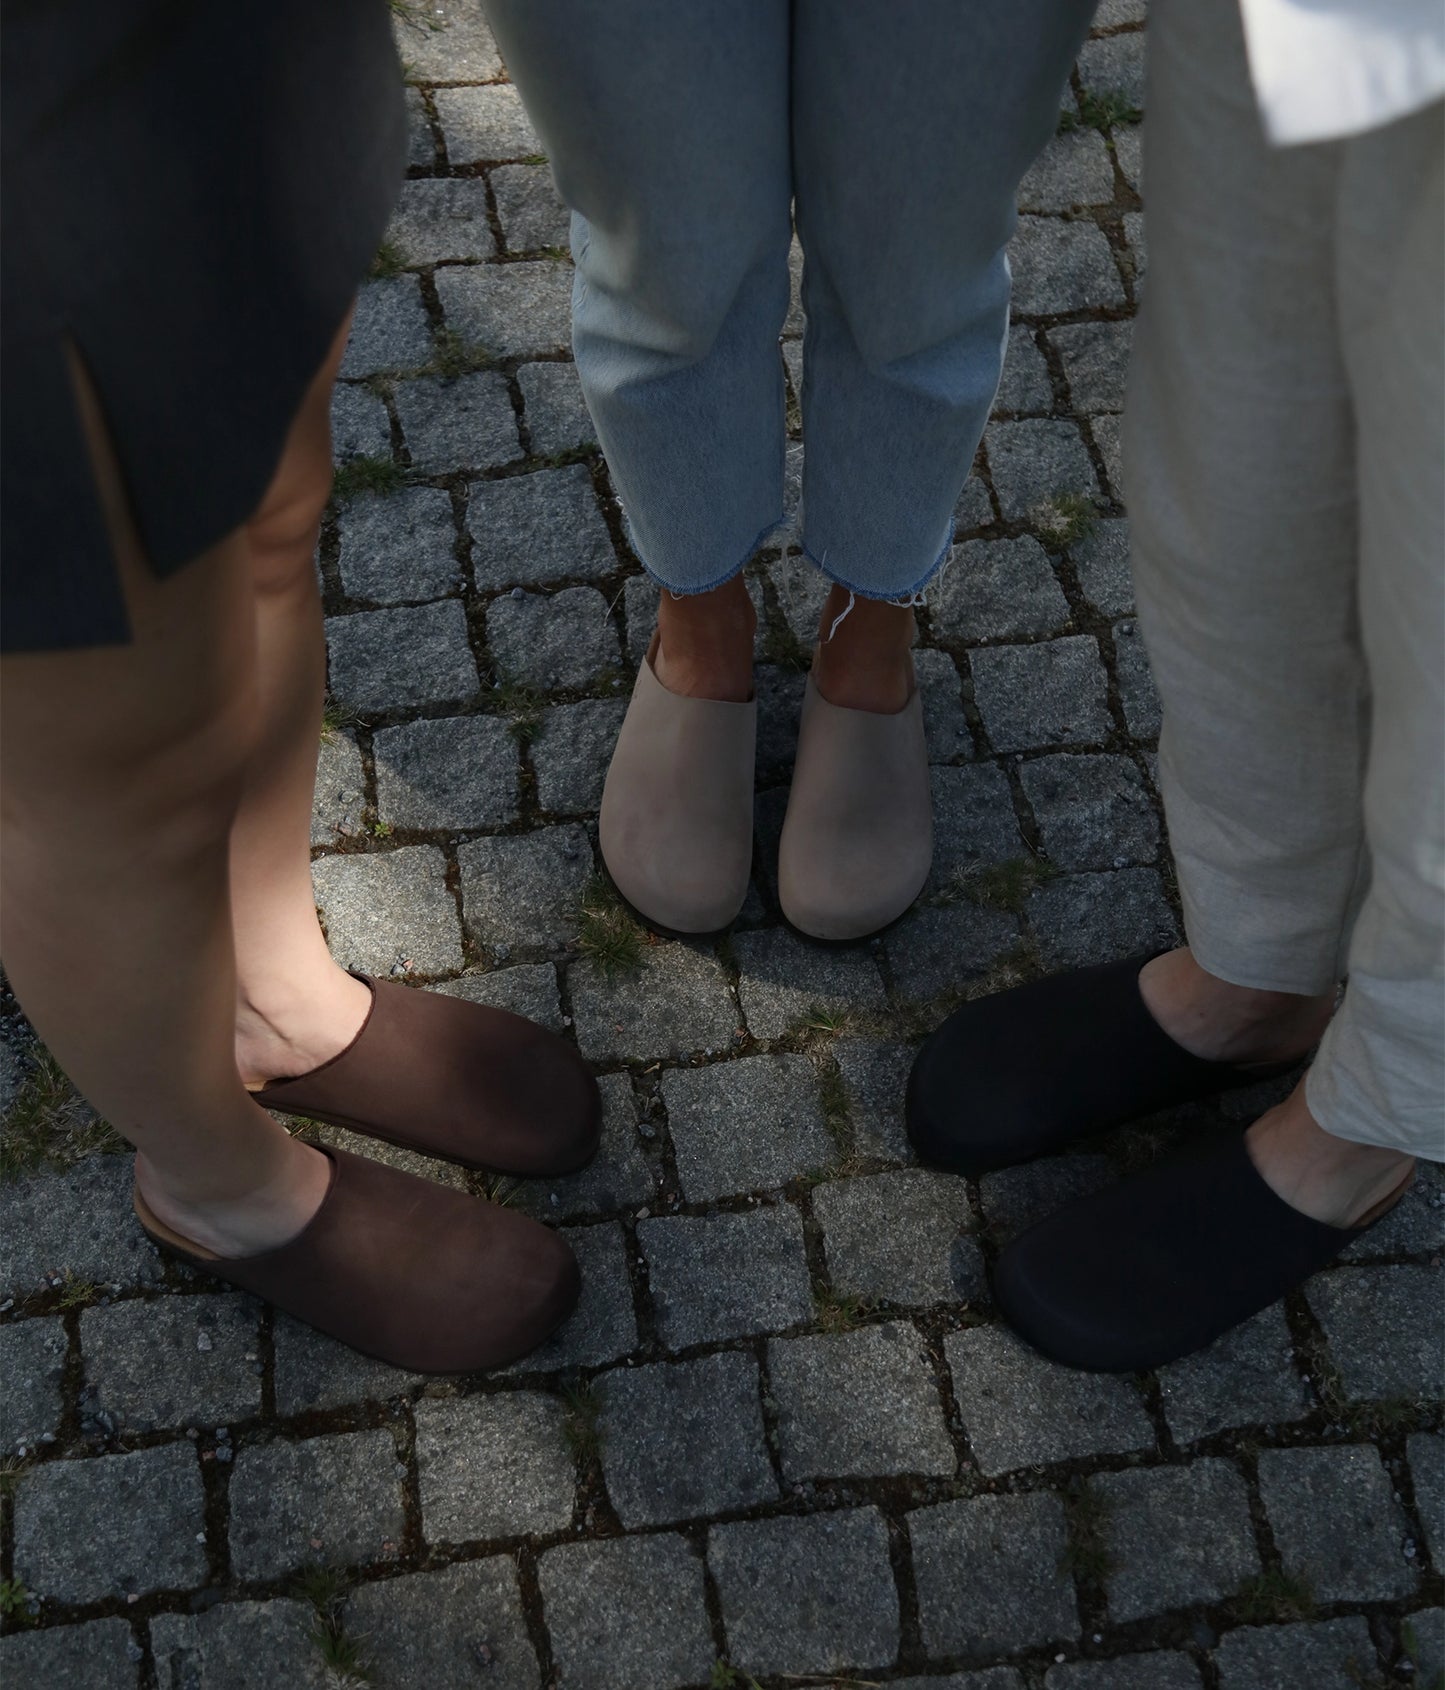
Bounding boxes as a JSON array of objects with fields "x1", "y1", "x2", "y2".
[
  {"x1": 312, "y1": 845, "x2": 464, "y2": 975},
  {"x1": 934, "y1": 536, "x2": 1071, "y2": 640},
  {"x1": 834, "y1": 1038, "x2": 915, "y2": 1161},
  {"x1": 664, "y1": 1053, "x2": 831, "y2": 1201},
  {"x1": 538, "y1": 1533, "x2": 714, "y2": 1690},
  {"x1": 0, "y1": 1620, "x2": 141, "y2": 1690},
  {"x1": 1029, "y1": 866, "x2": 1179, "y2": 968},
  {"x1": 978, "y1": 1154, "x2": 1115, "y2": 1238},
  {"x1": 909, "y1": 1492, "x2": 1078, "y2": 1657},
  {"x1": 340, "y1": 277, "x2": 433, "y2": 378},
  {"x1": 79, "y1": 1293, "x2": 261, "y2": 1432},
  {"x1": 517, "y1": 1073, "x2": 654, "y2": 1222},
  {"x1": 916, "y1": 645, "x2": 974, "y2": 759},
  {"x1": 1050, "y1": 319, "x2": 1133, "y2": 413},
  {"x1": 1156, "y1": 1306, "x2": 1313, "y2": 1445},
  {"x1": 1213, "y1": 1619, "x2": 1379, "y2": 1690},
  {"x1": 996, "y1": 329, "x2": 1055, "y2": 412},
  {"x1": 14, "y1": 1444, "x2": 207, "y2": 1603},
  {"x1": 710, "y1": 1508, "x2": 901, "y2": 1677},
  {"x1": 393, "y1": 372, "x2": 521, "y2": 473},
  {"x1": 229, "y1": 1429, "x2": 406, "y2": 1580},
  {"x1": 639, "y1": 1205, "x2": 812, "y2": 1348},
  {"x1": 394, "y1": 0, "x2": 501, "y2": 81},
  {"x1": 531, "y1": 697, "x2": 626, "y2": 813},
  {"x1": 387, "y1": 176, "x2": 494, "y2": 264},
  {"x1": 1095, "y1": 1461, "x2": 1259, "y2": 1622},
  {"x1": 345, "y1": 1559, "x2": 540, "y2": 1690},
  {"x1": 0, "y1": 1156, "x2": 161, "y2": 1297},
  {"x1": 331, "y1": 381, "x2": 391, "y2": 462},
  {"x1": 971, "y1": 634, "x2": 1111, "y2": 751},
  {"x1": 414, "y1": 1392, "x2": 574, "y2": 1544},
  {"x1": 946, "y1": 1325, "x2": 1155, "y2": 1476},
  {"x1": 1078, "y1": 31, "x2": 1147, "y2": 109},
  {"x1": 1113, "y1": 618, "x2": 1162, "y2": 736},
  {"x1": 486, "y1": 583, "x2": 620, "y2": 690},
  {"x1": 0, "y1": 1316, "x2": 67, "y2": 1450},
  {"x1": 312, "y1": 729, "x2": 366, "y2": 845},
  {"x1": 932, "y1": 762, "x2": 1031, "y2": 884},
  {"x1": 435, "y1": 262, "x2": 573, "y2": 360},
  {"x1": 770, "y1": 1322, "x2": 955, "y2": 1480},
  {"x1": 150, "y1": 1601, "x2": 327, "y2": 1690},
  {"x1": 1340, "y1": 1157, "x2": 1444, "y2": 1259},
  {"x1": 1021, "y1": 752, "x2": 1158, "y2": 870},
  {"x1": 1258, "y1": 1444, "x2": 1418, "y2": 1602},
  {"x1": 338, "y1": 486, "x2": 459, "y2": 606},
  {"x1": 985, "y1": 419, "x2": 1100, "y2": 521},
  {"x1": 467, "y1": 464, "x2": 614, "y2": 589},
  {"x1": 816, "y1": 1169, "x2": 982, "y2": 1305},
  {"x1": 1009, "y1": 216, "x2": 1125, "y2": 315},
  {"x1": 1070, "y1": 516, "x2": 1133, "y2": 617},
  {"x1": 1019, "y1": 129, "x2": 1116, "y2": 212},
  {"x1": 1115, "y1": 122, "x2": 1143, "y2": 193},
  {"x1": 881, "y1": 903, "x2": 1023, "y2": 1003},
  {"x1": 432, "y1": 962, "x2": 564, "y2": 1029},
  {"x1": 502, "y1": 1221, "x2": 639, "y2": 1373},
  {"x1": 1408, "y1": 1608, "x2": 1445, "y2": 1687},
  {"x1": 434, "y1": 84, "x2": 540, "y2": 164},
  {"x1": 494, "y1": 163, "x2": 571, "y2": 253},
  {"x1": 732, "y1": 925, "x2": 887, "y2": 1042},
  {"x1": 569, "y1": 942, "x2": 738, "y2": 1063},
  {"x1": 404, "y1": 85, "x2": 434, "y2": 169},
  {"x1": 325, "y1": 601, "x2": 479, "y2": 714},
  {"x1": 517, "y1": 359, "x2": 596, "y2": 455},
  {"x1": 1306, "y1": 1265, "x2": 1445, "y2": 1403},
  {"x1": 1408, "y1": 1432, "x2": 1444, "y2": 1564},
  {"x1": 457, "y1": 823, "x2": 592, "y2": 950},
  {"x1": 272, "y1": 1315, "x2": 423, "y2": 1417},
  {"x1": 1047, "y1": 1656, "x2": 1203, "y2": 1690},
  {"x1": 373, "y1": 712, "x2": 518, "y2": 830},
  {"x1": 598, "y1": 1350, "x2": 777, "y2": 1526}
]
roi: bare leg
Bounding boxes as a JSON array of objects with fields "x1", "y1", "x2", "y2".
[
  {"x1": 811, "y1": 584, "x2": 915, "y2": 712},
  {"x1": 1138, "y1": 946, "x2": 1336, "y2": 1064},
  {"x1": 0, "y1": 355, "x2": 330, "y2": 1258},
  {"x1": 228, "y1": 318, "x2": 371, "y2": 1087}
]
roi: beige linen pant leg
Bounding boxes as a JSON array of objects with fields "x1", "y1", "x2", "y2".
[{"x1": 1124, "y1": 0, "x2": 1445, "y2": 1157}]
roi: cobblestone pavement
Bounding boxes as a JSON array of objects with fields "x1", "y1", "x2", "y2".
[{"x1": 2, "y1": 5, "x2": 1442, "y2": 1688}]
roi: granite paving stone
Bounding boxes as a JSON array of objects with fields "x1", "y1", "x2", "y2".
[
  {"x1": 1021, "y1": 753, "x2": 1159, "y2": 870},
  {"x1": 466, "y1": 464, "x2": 614, "y2": 589},
  {"x1": 373, "y1": 712, "x2": 518, "y2": 831},
  {"x1": 1009, "y1": 216, "x2": 1125, "y2": 315},
  {"x1": 1078, "y1": 30, "x2": 1147, "y2": 108},
  {"x1": 1408, "y1": 1432, "x2": 1444, "y2": 1565},
  {"x1": 1156, "y1": 1306, "x2": 1313, "y2": 1445},
  {"x1": 664, "y1": 1053, "x2": 831, "y2": 1200},
  {"x1": 816, "y1": 1169, "x2": 983, "y2": 1305},
  {"x1": 457, "y1": 823, "x2": 592, "y2": 950},
  {"x1": 539, "y1": 1534, "x2": 714, "y2": 1690},
  {"x1": 915, "y1": 645, "x2": 975, "y2": 760},
  {"x1": 971, "y1": 635, "x2": 1111, "y2": 751},
  {"x1": 434, "y1": 84, "x2": 540, "y2": 164},
  {"x1": 386, "y1": 176, "x2": 495, "y2": 264},
  {"x1": 1018, "y1": 128, "x2": 1116, "y2": 212},
  {"x1": 493, "y1": 163, "x2": 571, "y2": 253},
  {"x1": 640, "y1": 1205, "x2": 812, "y2": 1348},
  {"x1": 312, "y1": 846, "x2": 464, "y2": 975},
  {"x1": 770, "y1": 1323, "x2": 956, "y2": 1481},
  {"x1": 569, "y1": 942, "x2": 739, "y2": 1063},
  {"x1": 1113, "y1": 618, "x2": 1162, "y2": 736},
  {"x1": 502, "y1": 1222, "x2": 639, "y2": 1374},
  {"x1": 1046, "y1": 1656, "x2": 1203, "y2": 1690},
  {"x1": 530, "y1": 697, "x2": 626, "y2": 813},
  {"x1": 14, "y1": 1444, "x2": 207, "y2": 1603},
  {"x1": 517, "y1": 359, "x2": 597, "y2": 455},
  {"x1": 1115, "y1": 122, "x2": 1143, "y2": 192},
  {"x1": 0, "y1": 1156, "x2": 161, "y2": 1297},
  {"x1": 1029, "y1": 866, "x2": 1180, "y2": 969},
  {"x1": 933, "y1": 535, "x2": 1071, "y2": 640},
  {"x1": 325, "y1": 601, "x2": 479, "y2": 714},
  {"x1": 403, "y1": 84, "x2": 434, "y2": 169},
  {"x1": 1050, "y1": 319, "x2": 1133, "y2": 413},
  {"x1": 1305, "y1": 1266, "x2": 1445, "y2": 1403},
  {"x1": 150, "y1": 1601, "x2": 327, "y2": 1690},
  {"x1": 979, "y1": 1154, "x2": 1115, "y2": 1238},
  {"x1": 598, "y1": 1350, "x2": 777, "y2": 1527},
  {"x1": 1095, "y1": 1461, "x2": 1260, "y2": 1622},
  {"x1": 414, "y1": 1392, "x2": 574, "y2": 1544},
  {"x1": 1340, "y1": 1158, "x2": 1445, "y2": 1259},
  {"x1": 330, "y1": 381, "x2": 391, "y2": 463},
  {"x1": 986, "y1": 419, "x2": 1100, "y2": 521},
  {"x1": 516, "y1": 1072, "x2": 655, "y2": 1223},
  {"x1": 732, "y1": 925, "x2": 888, "y2": 1042},
  {"x1": 946, "y1": 1325, "x2": 1155, "y2": 1476},
  {"x1": 1124, "y1": 210, "x2": 1148, "y2": 289},
  {"x1": 1214, "y1": 1619, "x2": 1379, "y2": 1690},
  {"x1": 956, "y1": 471, "x2": 996, "y2": 530},
  {"x1": 0, "y1": 1620, "x2": 141, "y2": 1690},
  {"x1": 754, "y1": 663, "x2": 808, "y2": 783},
  {"x1": 995, "y1": 328, "x2": 1056, "y2": 411},
  {"x1": 345, "y1": 1559, "x2": 540, "y2": 1690},
  {"x1": 340, "y1": 277, "x2": 432, "y2": 378},
  {"x1": 1093, "y1": 411, "x2": 1125, "y2": 496},
  {"x1": 881, "y1": 903, "x2": 1023, "y2": 1004},
  {"x1": 431, "y1": 962, "x2": 564, "y2": 1028},
  {"x1": 0, "y1": 1316, "x2": 67, "y2": 1450},
  {"x1": 893, "y1": 1676, "x2": 1025, "y2": 1690},
  {"x1": 392, "y1": 371, "x2": 521, "y2": 473},
  {"x1": 435, "y1": 262, "x2": 573, "y2": 360},
  {"x1": 228, "y1": 1429, "x2": 406, "y2": 1580},
  {"x1": 80, "y1": 1294, "x2": 261, "y2": 1432},
  {"x1": 1258, "y1": 1445, "x2": 1418, "y2": 1602},
  {"x1": 312, "y1": 729, "x2": 367, "y2": 846},
  {"x1": 486, "y1": 583, "x2": 620, "y2": 690},
  {"x1": 710, "y1": 1508, "x2": 901, "y2": 1676},
  {"x1": 834, "y1": 1038, "x2": 916, "y2": 1162},
  {"x1": 931, "y1": 762, "x2": 1029, "y2": 884},
  {"x1": 1407, "y1": 1608, "x2": 1445, "y2": 1687},
  {"x1": 273, "y1": 1315, "x2": 424, "y2": 1418},
  {"x1": 910, "y1": 1492, "x2": 1079, "y2": 1657},
  {"x1": 393, "y1": 0, "x2": 502, "y2": 80},
  {"x1": 1070, "y1": 516, "x2": 1133, "y2": 617}
]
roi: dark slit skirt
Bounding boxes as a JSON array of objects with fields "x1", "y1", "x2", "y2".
[{"x1": 0, "y1": 0, "x2": 407, "y2": 653}]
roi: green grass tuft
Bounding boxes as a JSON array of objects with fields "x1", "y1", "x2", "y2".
[
  {"x1": 710, "y1": 1664, "x2": 763, "y2": 1690},
  {"x1": 295, "y1": 1565, "x2": 372, "y2": 1683},
  {"x1": 1059, "y1": 1482, "x2": 1115, "y2": 1582},
  {"x1": 1060, "y1": 89, "x2": 1143, "y2": 134},
  {"x1": 369, "y1": 237, "x2": 408, "y2": 279},
  {"x1": 1032, "y1": 490, "x2": 1101, "y2": 549},
  {"x1": 491, "y1": 680, "x2": 545, "y2": 748},
  {"x1": 1, "y1": 1047, "x2": 122, "y2": 1184},
  {"x1": 427, "y1": 327, "x2": 495, "y2": 380},
  {"x1": 561, "y1": 1381, "x2": 604, "y2": 1462},
  {"x1": 574, "y1": 877, "x2": 648, "y2": 979},
  {"x1": 332, "y1": 455, "x2": 405, "y2": 502},
  {"x1": 0, "y1": 1580, "x2": 35, "y2": 1626},
  {"x1": 814, "y1": 1290, "x2": 879, "y2": 1334},
  {"x1": 946, "y1": 856, "x2": 1059, "y2": 915}
]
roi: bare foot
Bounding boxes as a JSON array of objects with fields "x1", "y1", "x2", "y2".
[
  {"x1": 1138, "y1": 947, "x2": 1335, "y2": 1066},
  {"x1": 234, "y1": 963, "x2": 373, "y2": 1090},
  {"x1": 812, "y1": 586, "x2": 915, "y2": 713},
  {"x1": 135, "y1": 1124, "x2": 333, "y2": 1258},
  {"x1": 1247, "y1": 1081, "x2": 1414, "y2": 1228},
  {"x1": 652, "y1": 574, "x2": 756, "y2": 703}
]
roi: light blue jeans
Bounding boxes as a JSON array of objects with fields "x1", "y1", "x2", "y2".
[{"x1": 484, "y1": 0, "x2": 1096, "y2": 600}]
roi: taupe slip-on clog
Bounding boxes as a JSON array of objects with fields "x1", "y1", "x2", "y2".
[
  {"x1": 134, "y1": 1147, "x2": 579, "y2": 1373},
  {"x1": 778, "y1": 671, "x2": 932, "y2": 942},
  {"x1": 599, "y1": 632, "x2": 756, "y2": 935}
]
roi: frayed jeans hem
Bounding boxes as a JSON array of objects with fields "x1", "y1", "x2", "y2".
[
  {"x1": 634, "y1": 513, "x2": 786, "y2": 599},
  {"x1": 800, "y1": 531, "x2": 952, "y2": 607}
]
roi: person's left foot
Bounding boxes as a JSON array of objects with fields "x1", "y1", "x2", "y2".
[{"x1": 991, "y1": 1079, "x2": 1413, "y2": 1372}]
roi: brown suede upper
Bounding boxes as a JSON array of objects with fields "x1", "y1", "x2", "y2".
[{"x1": 256, "y1": 976, "x2": 600, "y2": 1177}]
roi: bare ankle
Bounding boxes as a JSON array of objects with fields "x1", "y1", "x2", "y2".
[
  {"x1": 136, "y1": 1131, "x2": 331, "y2": 1258},
  {"x1": 1139, "y1": 947, "x2": 1335, "y2": 1065},
  {"x1": 653, "y1": 576, "x2": 756, "y2": 703},
  {"x1": 234, "y1": 966, "x2": 371, "y2": 1089},
  {"x1": 813, "y1": 589, "x2": 916, "y2": 712},
  {"x1": 1247, "y1": 1088, "x2": 1414, "y2": 1227}
]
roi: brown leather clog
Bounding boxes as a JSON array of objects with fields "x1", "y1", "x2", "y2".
[
  {"x1": 255, "y1": 975, "x2": 600, "y2": 1178},
  {"x1": 133, "y1": 1147, "x2": 579, "y2": 1373}
]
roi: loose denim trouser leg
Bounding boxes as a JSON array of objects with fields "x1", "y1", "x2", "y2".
[
  {"x1": 483, "y1": 0, "x2": 1094, "y2": 599},
  {"x1": 1124, "y1": 0, "x2": 1445, "y2": 1157}
]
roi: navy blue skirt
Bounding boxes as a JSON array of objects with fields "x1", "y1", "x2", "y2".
[{"x1": 1, "y1": 0, "x2": 407, "y2": 651}]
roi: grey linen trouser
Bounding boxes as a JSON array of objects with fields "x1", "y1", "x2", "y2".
[{"x1": 1124, "y1": 0, "x2": 1445, "y2": 1156}]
